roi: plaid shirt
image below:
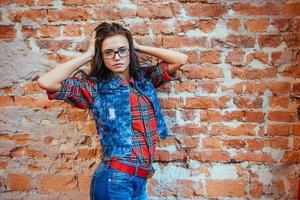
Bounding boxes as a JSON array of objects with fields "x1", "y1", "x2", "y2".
[{"x1": 47, "y1": 62, "x2": 173, "y2": 167}]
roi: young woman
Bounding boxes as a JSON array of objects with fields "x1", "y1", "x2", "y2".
[{"x1": 38, "y1": 22, "x2": 188, "y2": 200}]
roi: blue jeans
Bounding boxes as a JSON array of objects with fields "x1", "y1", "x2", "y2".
[{"x1": 90, "y1": 161, "x2": 149, "y2": 200}]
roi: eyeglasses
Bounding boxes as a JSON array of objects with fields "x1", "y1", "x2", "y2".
[{"x1": 102, "y1": 47, "x2": 130, "y2": 59}]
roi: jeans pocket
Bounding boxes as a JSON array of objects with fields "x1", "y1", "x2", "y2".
[{"x1": 109, "y1": 169, "x2": 133, "y2": 183}]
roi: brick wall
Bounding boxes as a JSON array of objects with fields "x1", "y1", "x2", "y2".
[{"x1": 0, "y1": 0, "x2": 299, "y2": 199}]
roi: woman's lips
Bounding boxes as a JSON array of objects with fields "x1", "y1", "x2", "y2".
[{"x1": 113, "y1": 63, "x2": 124, "y2": 67}]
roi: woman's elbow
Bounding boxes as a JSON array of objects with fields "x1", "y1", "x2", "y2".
[
  {"x1": 37, "y1": 77, "x2": 48, "y2": 90},
  {"x1": 178, "y1": 53, "x2": 188, "y2": 65},
  {"x1": 37, "y1": 77, "x2": 59, "y2": 91}
]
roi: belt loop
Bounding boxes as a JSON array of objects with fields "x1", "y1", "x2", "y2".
[{"x1": 134, "y1": 163, "x2": 138, "y2": 176}]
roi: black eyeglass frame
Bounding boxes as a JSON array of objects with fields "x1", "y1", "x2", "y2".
[{"x1": 102, "y1": 47, "x2": 130, "y2": 59}]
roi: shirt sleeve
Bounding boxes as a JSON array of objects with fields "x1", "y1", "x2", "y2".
[
  {"x1": 144, "y1": 61, "x2": 176, "y2": 88},
  {"x1": 46, "y1": 77, "x2": 96, "y2": 109}
]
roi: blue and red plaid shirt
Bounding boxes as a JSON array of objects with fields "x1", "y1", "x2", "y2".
[{"x1": 47, "y1": 62, "x2": 173, "y2": 168}]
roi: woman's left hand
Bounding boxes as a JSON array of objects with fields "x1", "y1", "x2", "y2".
[{"x1": 133, "y1": 38, "x2": 141, "y2": 51}]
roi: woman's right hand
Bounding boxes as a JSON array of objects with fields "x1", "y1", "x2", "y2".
[{"x1": 86, "y1": 31, "x2": 96, "y2": 58}]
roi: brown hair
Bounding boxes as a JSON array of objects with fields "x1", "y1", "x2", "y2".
[{"x1": 90, "y1": 22, "x2": 140, "y2": 81}]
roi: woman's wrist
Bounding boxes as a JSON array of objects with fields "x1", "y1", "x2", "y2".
[{"x1": 84, "y1": 51, "x2": 94, "y2": 61}]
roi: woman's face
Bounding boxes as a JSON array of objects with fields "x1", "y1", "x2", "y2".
[{"x1": 101, "y1": 34, "x2": 131, "y2": 79}]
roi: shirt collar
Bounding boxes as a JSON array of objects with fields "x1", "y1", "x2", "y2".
[{"x1": 112, "y1": 73, "x2": 134, "y2": 87}]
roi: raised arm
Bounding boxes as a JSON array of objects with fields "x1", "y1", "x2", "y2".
[
  {"x1": 37, "y1": 32, "x2": 96, "y2": 92},
  {"x1": 133, "y1": 40, "x2": 188, "y2": 74}
]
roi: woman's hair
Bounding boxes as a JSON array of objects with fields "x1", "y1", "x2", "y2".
[{"x1": 89, "y1": 22, "x2": 140, "y2": 81}]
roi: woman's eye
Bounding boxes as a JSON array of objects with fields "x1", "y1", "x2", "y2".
[
  {"x1": 119, "y1": 49, "x2": 127, "y2": 53},
  {"x1": 104, "y1": 51, "x2": 113, "y2": 56}
]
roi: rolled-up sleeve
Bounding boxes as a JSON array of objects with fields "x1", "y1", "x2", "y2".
[
  {"x1": 46, "y1": 77, "x2": 96, "y2": 109},
  {"x1": 145, "y1": 61, "x2": 176, "y2": 88}
]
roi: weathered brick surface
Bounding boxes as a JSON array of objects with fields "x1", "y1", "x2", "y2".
[{"x1": 0, "y1": 0, "x2": 299, "y2": 199}]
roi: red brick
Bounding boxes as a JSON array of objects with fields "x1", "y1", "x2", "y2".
[
  {"x1": 283, "y1": 34, "x2": 300, "y2": 48},
  {"x1": 137, "y1": 4, "x2": 181, "y2": 19},
  {"x1": 232, "y1": 3, "x2": 280, "y2": 16},
  {"x1": 293, "y1": 138, "x2": 300, "y2": 150},
  {"x1": 281, "y1": 151, "x2": 300, "y2": 164},
  {"x1": 291, "y1": 124, "x2": 300, "y2": 136},
  {"x1": 246, "y1": 51, "x2": 268, "y2": 65},
  {"x1": 36, "y1": 39, "x2": 72, "y2": 51},
  {"x1": 0, "y1": 0, "x2": 11, "y2": 6},
  {"x1": 11, "y1": 134, "x2": 30, "y2": 145},
  {"x1": 235, "y1": 151, "x2": 273, "y2": 163},
  {"x1": 292, "y1": 83, "x2": 300, "y2": 95},
  {"x1": 0, "y1": 161, "x2": 7, "y2": 169},
  {"x1": 282, "y1": 3, "x2": 300, "y2": 16},
  {"x1": 268, "y1": 137, "x2": 289, "y2": 149},
  {"x1": 175, "y1": 20, "x2": 197, "y2": 33},
  {"x1": 200, "y1": 110, "x2": 244, "y2": 122},
  {"x1": 22, "y1": 26, "x2": 37, "y2": 39},
  {"x1": 206, "y1": 179, "x2": 246, "y2": 197},
  {"x1": 200, "y1": 50, "x2": 221, "y2": 64},
  {"x1": 0, "y1": 26, "x2": 16, "y2": 41},
  {"x1": 78, "y1": 174, "x2": 92, "y2": 192},
  {"x1": 282, "y1": 65, "x2": 300, "y2": 78},
  {"x1": 174, "y1": 81, "x2": 196, "y2": 93},
  {"x1": 267, "y1": 81, "x2": 290, "y2": 94},
  {"x1": 246, "y1": 139, "x2": 266, "y2": 151},
  {"x1": 268, "y1": 111, "x2": 297, "y2": 122},
  {"x1": 202, "y1": 137, "x2": 223, "y2": 149},
  {"x1": 267, "y1": 124, "x2": 290, "y2": 136},
  {"x1": 38, "y1": 0, "x2": 53, "y2": 6},
  {"x1": 176, "y1": 179, "x2": 195, "y2": 197},
  {"x1": 221, "y1": 82, "x2": 243, "y2": 94},
  {"x1": 269, "y1": 96, "x2": 289, "y2": 108},
  {"x1": 24, "y1": 82, "x2": 42, "y2": 94},
  {"x1": 155, "y1": 149, "x2": 186, "y2": 162},
  {"x1": 273, "y1": 19, "x2": 292, "y2": 32},
  {"x1": 232, "y1": 66, "x2": 277, "y2": 80},
  {"x1": 9, "y1": 10, "x2": 47, "y2": 22},
  {"x1": 159, "y1": 97, "x2": 181, "y2": 109},
  {"x1": 187, "y1": 4, "x2": 227, "y2": 17},
  {"x1": 16, "y1": 0, "x2": 35, "y2": 6},
  {"x1": 245, "y1": 82, "x2": 266, "y2": 95},
  {"x1": 63, "y1": 24, "x2": 81, "y2": 37},
  {"x1": 233, "y1": 97, "x2": 263, "y2": 109},
  {"x1": 224, "y1": 139, "x2": 246, "y2": 149},
  {"x1": 24, "y1": 148, "x2": 46, "y2": 159},
  {"x1": 78, "y1": 148, "x2": 99, "y2": 159},
  {"x1": 183, "y1": 65, "x2": 224, "y2": 79},
  {"x1": 62, "y1": 0, "x2": 83, "y2": 5},
  {"x1": 250, "y1": 179, "x2": 264, "y2": 198},
  {"x1": 130, "y1": 22, "x2": 150, "y2": 35},
  {"x1": 47, "y1": 8, "x2": 89, "y2": 21},
  {"x1": 8, "y1": 174, "x2": 32, "y2": 192},
  {"x1": 245, "y1": 19, "x2": 269, "y2": 32},
  {"x1": 151, "y1": 21, "x2": 174, "y2": 35},
  {"x1": 189, "y1": 149, "x2": 231, "y2": 162},
  {"x1": 245, "y1": 111, "x2": 264, "y2": 123},
  {"x1": 210, "y1": 124, "x2": 256, "y2": 136},
  {"x1": 171, "y1": 124, "x2": 208, "y2": 136},
  {"x1": 227, "y1": 19, "x2": 241, "y2": 31},
  {"x1": 162, "y1": 36, "x2": 208, "y2": 48},
  {"x1": 258, "y1": 35, "x2": 281, "y2": 48},
  {"x1": 197, "y1": 82, "x2": 218, "y2": 93},
  {"x1": 226, "y1": 35, "x2": 255, "y2": 48},
  {"x1": 0, "y1": 96, "x2": 14, "y2": 107},
  {"x1": 198, "y1": 19, "x2": 217, "y2": 33},
  {"x1": 225, "y1": 49, "x2": 245, "y2": 65},
  {"x1": 40, "y1": 175, "x2": 77, "y2": 192},
  {"x1": 185, "y1": 96, "x2": 229, "y2": 109}
]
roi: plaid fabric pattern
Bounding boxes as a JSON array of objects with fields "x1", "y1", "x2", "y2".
[{"x1": 47, "y1": 62, "x2": 173, "y2": 167}]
